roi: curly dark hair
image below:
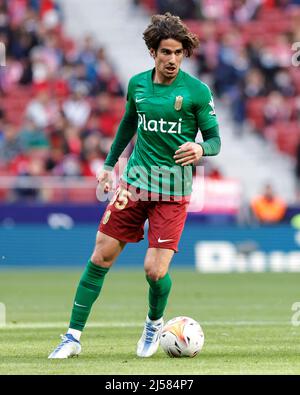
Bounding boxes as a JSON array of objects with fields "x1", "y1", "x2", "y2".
[{"x1": 143, "y1": 13, "x2": 199, "y2": 57}]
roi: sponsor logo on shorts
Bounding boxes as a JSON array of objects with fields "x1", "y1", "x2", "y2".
[{"x1": 158, "y1": 237, "x2": 173, "y2": 243}]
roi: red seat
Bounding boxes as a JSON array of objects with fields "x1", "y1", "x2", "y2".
[
  {"x1": 139, "y1": 0, "x2": 156, "y2": 12},
  {"x1": 246, "y1": 97, "x2": 268, "y2": 130},
  {"x1": 290, "y1": 69, "x2": 300, "y2": 94},
  {"x1": 265, "y1": 121, "x2": 300, "y2": 156},
  {"x1": 258, "y1": 7, "x2": 283, "y2": 21}
]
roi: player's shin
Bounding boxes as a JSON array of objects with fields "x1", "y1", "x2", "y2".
[
  {"x1": 69, "y1": 259, "x2": 109, "y2": 332},
  {"x1": 146, "y1": 273, "x2": 172, "y2": 320}
]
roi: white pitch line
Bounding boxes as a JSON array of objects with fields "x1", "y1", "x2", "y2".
[
  {"x1": 0, "y1": 321, "x2": 291, "y2": 329},
  {"x1": 0, "y1": 322, "x2": 142, "y2": 330}
]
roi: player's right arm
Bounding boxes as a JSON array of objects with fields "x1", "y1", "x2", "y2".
[{"x1": 96, "y1": 78, "x2": 138, "y2": 192}]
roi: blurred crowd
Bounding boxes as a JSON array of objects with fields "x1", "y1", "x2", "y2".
[
  {"x1": 1, "y1": 0, "x2": 300, "y2": 219},
  {"x1": 0, "y1": 0, "x2": 125, "y2": 192}
]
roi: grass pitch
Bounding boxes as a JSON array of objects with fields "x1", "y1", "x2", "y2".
[{"x1": 0, "y1": 269, "x2": 300, "y2": 375}]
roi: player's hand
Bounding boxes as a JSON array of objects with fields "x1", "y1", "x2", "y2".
[
  {"x1": 96, "y1": 169, "x2": 113, "y2": 193},
  {"x1": 173, "y1": 142, "x2": 204, "y2": 166}
]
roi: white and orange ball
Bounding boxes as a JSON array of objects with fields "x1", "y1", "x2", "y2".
[{"x1": 160, "y1": 316, "x2": 204, "y2": 358}]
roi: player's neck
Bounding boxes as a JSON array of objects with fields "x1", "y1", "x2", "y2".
[{"x1": 153, "y1": 69, "x2": 179, "y2": 85}]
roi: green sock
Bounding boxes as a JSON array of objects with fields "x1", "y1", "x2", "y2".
[
  {"x1": 146, "y1": 273, "x2": 172, "y2": 321},
  {"x1": 69, "y1": 260, "x2": 109, "y2": 331}
]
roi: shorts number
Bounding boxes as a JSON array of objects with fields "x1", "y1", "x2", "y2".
[{"x1": 111, "y1": 187, "x2": 131, "y2": 210}]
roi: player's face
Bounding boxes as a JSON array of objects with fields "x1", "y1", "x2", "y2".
[{"x1": 151, "y1": 39, "x2": 184, "y2": 83}]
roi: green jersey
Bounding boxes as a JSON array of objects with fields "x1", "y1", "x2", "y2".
[{"x1": 105, "y1": 68, "x2": 220, "y2": 196}]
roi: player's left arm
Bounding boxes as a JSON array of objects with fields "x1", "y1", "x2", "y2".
[
  {"x1": 174, "y1": 125, "x2": 220, "y2": 166},
  {"x1": 174, "y1": 84, "x2": 221, "y2": 166}
]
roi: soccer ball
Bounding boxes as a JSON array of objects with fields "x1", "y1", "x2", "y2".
[{"x1": 160, "y1": 316, "x2": 204, "y2": 358}]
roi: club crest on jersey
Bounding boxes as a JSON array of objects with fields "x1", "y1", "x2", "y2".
[{"x1": 174, "y1": 96, "x2": 183, "y2": 111}]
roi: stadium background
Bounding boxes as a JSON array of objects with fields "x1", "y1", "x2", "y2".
[
  {"x1": 0, "y1": 0, "x2": 300, "y2": 271},
  {"x1": 1, "y1": 0, "x2": 300, "y2": 375}
]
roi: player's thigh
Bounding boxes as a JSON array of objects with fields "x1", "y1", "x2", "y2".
[
  {"x1": 147, "y1": 199, "x2": 189, "y2": 253},
  {"x1": 99, "y1": 185, "x2": 148, "y2": 243},
  {"x1": 144, "y1": 247, "x2": 174, "y2": 280},
  {"x1": 91, "y1": 231, "x2": 126, "y2": 268}
]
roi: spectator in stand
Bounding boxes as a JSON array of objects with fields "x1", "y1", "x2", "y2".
[
  {"x1": 250, "y1": 183, "x2": 287, "y2": 224},
  {"x1": 230, "y1": 0, "x2": 262, "y2": 23},
  {"x1": 62, "y1": 83, "x2": 91, "y2": 128},
  {"x1": 45, "y1": 146, "x2": 65, "y2": 175},
  {"x1": 0, "y1": 0, "x2": 8, "y2": 32},
  {"x1": 81, "y1": 133, "x2": 105, "y2": 177},
  {"x1": 0, "y1": 123, "x2": 22, "y2": 164},
  {"x1": 95, "y1": 92, "x2": 119, "y2": 137},
  {"x1": 0, "y1": 106, "x2": 5, "y2": 135},
  {"x1": 155, "y1": 0, "x2": 200, "y2": 19},
  {"x1": 25, "y1": 88, "x2": 59, "y2": 128},
  {"x1": 64, "y1": 125, "x2": 82, "y2": 155},
  {"x1": 200, "y1": 0, "x2": 232, "y2": 20},
  {"x1": 59, "y1": 154, "x2": 82, "y2": 177},
  {"x1": 195, "y1": 21, "x2": 219, "y2": 78},
  {"x1": 67, "y1": 62, "x2": 91, "y2": 95},
  {"x1": 12, "y1": 157, "x2": 46, "y2": 202},
  {"x1": 271, "y1": 34, "x2": 292, "y2": 69},
  {"x1": 93, "y1": 61, "x2": 124, "y2": 97},
  {"x1": 40, "y1": 0, "x2": 62, "y2": 31},
  {"x1": 213, "y1": 30, "x2": 244, "y2": 96},
  {"x1": 0, "y1": 55, "x2": 24, "y2": 93},
  {"x1": 19, "y1": 118, "x2": 49, "y2": 152},
  {"x1": 8, "y1": 9, "x2": 39, "y2": 60},
  {"x1": 77, "y1": 35, "x2": 98, "y2": 86},
  {"x1": 273, "y1": 70, "x2": 295, "y2": 97},
  {"x1": 0, "y1": 0, "x2": 126, "y2": 196},
  {"x1": 229, "y1": 68, "x2": 267, "y2": 134},
  {"x1": 243, "y1": 68, "x2": 266, "y2": 98},
  {"x1": 263, "y1": 91, "x2": 292, "y2": 125}
]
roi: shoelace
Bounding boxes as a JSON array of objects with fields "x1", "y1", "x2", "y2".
[
  {"x1": 144, "y1": 322, "x2": 160, "y2": 343},
  {"x1": 53, "y1": 334, "x2": 74, "y2": 353}
]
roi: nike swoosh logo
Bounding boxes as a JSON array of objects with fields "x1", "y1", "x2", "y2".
[
  {"x1": 158, "y1": 237, "x2": 173, "y2": 243},
  {"x1": 136, "y1": 98, "x2": 146, "y2": 103},
  {"x1": 74, "y1": 302, "x2": 87, "y2": 308}
]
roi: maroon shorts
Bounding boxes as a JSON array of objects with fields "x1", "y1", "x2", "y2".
[{"x1": 99, "y1": 182, "x2": 189, "y2": 252}]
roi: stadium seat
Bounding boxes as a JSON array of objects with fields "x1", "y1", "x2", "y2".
[
  {"x1": 274, "y1": 122, "x2": 300, "y2": 156},
  {"x1": 263, "y1": 121, "x2": 300, "y2": 156},
  {"x1": 246, "y1": 97, "x2": 268, "y2": 131}
]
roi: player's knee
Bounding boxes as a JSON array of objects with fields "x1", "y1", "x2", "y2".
[
  {"x1": 91, "y1": 249, "x2": 113, "y2": 268},
  {"x1": 145, "y1": 267, "x2": 165, "y2": 281}
]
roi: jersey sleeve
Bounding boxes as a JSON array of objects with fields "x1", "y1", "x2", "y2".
[
  {"x1": 124, "y1": 76, "x2": 137, "y2": 118},
  {"x1": 104, "y1": 78, "x2": 138, "y2": 169},
  {"x1": 194, "y1": 84, "x2": 219, "y2": 132},
  {"x1": 198, "y1": 125, "x2": 221, "y2": 156}
]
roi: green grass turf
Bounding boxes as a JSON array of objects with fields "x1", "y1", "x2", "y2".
[{"x1": 0, "y1": 269, "x2": 300, "y2": 374}]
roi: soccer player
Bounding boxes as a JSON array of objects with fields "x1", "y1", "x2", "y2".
[{"x1": 48, "y1": 12, "x2": 221, "y2": 359}]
